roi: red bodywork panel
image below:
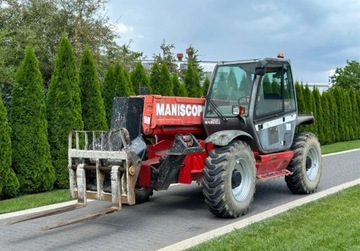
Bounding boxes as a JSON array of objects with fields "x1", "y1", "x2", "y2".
[
  {"x1": 254, "y1": 151, "x2": 294, "y2": 180},
  {"x1": 141, "y1": 95, "x2": 206, "y2": 140},
  {"x1": 138, "y1": 95, "x2": 207, "y2": 187},
  {"x1": 138, "y1": 139, "x2": 209, "y2": 187},
  {"x1": 136, "y1": 95, "x2": 294, "y2": 188}
]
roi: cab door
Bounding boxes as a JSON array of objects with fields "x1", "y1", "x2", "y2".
[{"x1": 253, "y1": 64, "x2": 297, "y2": 153}]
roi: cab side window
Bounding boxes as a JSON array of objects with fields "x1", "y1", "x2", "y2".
[
  {"x1": 255, "y1": 71, "x2": 282, "y2": 117},
  {"x1": 283, "y1": 69, "x2": 296, "y2": 112},
  {"x1": 255, "y1": 65, "x2": 295, "y2": 117}
]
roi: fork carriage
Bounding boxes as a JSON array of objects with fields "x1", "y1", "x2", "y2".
[{"x1": 68, "y1": 129, "x2": 142, "y2": 210}]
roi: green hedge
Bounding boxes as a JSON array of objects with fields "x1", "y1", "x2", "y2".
[{"x1": 296, "y1": 82, "x2": 360, "y2": 145}]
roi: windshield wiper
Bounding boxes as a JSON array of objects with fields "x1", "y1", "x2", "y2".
[{"x1": 207, "y1": 98, "x2": 228, "y2": 121}]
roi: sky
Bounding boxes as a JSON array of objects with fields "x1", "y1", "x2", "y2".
[{"x1": 106, "y1": 0, "x2": 360, "y2": 84}]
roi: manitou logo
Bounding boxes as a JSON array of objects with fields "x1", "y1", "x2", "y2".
[{"x1": 156, "y1": 103, "x2": 203, "y2": 117}]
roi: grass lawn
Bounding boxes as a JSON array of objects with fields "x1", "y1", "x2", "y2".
[
  {"x1": 321, "y1": 140, "x2": 360, "y2": 154},
  {"x1": 189, "y1": 185, "x2": 360, "y2": 251},
  {"x1": 0, "y1": 189, "x2": 71, "y2": 214}
]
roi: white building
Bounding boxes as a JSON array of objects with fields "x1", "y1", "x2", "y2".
[{"x1": 303, "y1": 83, "x2": 331, "y2": 93}]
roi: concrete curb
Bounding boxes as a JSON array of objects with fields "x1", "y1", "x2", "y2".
[
  {"x1": 158, "y1": 178, "x2": 360, "y2": 251},
  {"x1": 0, "y1": 200, "x2": 77, "y2": 220}
]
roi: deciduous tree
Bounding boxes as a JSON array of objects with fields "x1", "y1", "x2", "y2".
[
  {"x1": 153, "y1": 39, "x2": 178, "y2": 74},
  {"x1": 332, "y1": 60, "x2": 360, "y2": 90},
  {"x1": 0, "y1": 0, "x2": 141, "y2": 86}
]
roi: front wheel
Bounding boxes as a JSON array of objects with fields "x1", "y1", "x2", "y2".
[
  {"x1": 285, "y1": 132, "x2": 323, "y2": 194},
  {"x1": 202, "y1": 140, "x2": 256, "y2": 218},
  {"x1": 135, "y1": 187, "x2": 153, "y2": 204}
]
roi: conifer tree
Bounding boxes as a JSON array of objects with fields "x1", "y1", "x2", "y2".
[
  {"x1": 239, "y1": 74, "x2": 250, "y2": 97},
  {"x1": 159, "y1": 62, "x2": 173, "y2": 96},
  {"x1": 202, "y1": 76, "x2": 210, "y2": 96},
  {"x1": 295, "y1": 83, "x2": 305, "y2": 112},
  {"x1": 302, "y1": 84, "x2": 316, "y2": 133},
  {"x1": 180, "y1": 83, "x2": 188, "y2": 97},
  {"x1": 185, "y1": 45, "x2": 204, "y2": 80},
  {"x1": 320, "y1": 92, "x2": 331, "y2": 144},
  {"x1": 11, "y1": 46, "x2": 55, "y2": 193},
  {"x1": 227, "y1": 68, "x2": 238, "y2": 91},
  {"x1": 330, "y1": 87, "x2": 347, "y2": 141},
  {"x1": 349, "y1": 88, "x2": 359, "y2": 139},
  {"x1": 150, "y1": 62, "x2": 162, "y2": 95},
  {"x1": 271, "y1": 79, "x2": 281, "y2": 94},
  {"x1": 295, "y1": 82, "x2": 306, "y2": 133},
  {"x1": 263, "y1": 75, "x2": 272, "y2": 94},
  {"x1": 227, "y1": 68, "x2": 239, "y2": 99},
  {"x1": 172, "y1": 72, "x2": 187, "y2": 96},
  {"x1": 114, "y1": 62, "x2": 131, "y2": 97},
  {"x1": 46, "y1": 35, "x2": 83, "y2": 188},
  {"x1": 325, "y1": 90, "x2": 340, "y2": 142},
  {"x1": 215, "y1": 72, "x2": 228, "y2": 99},
  {"x1": 312, "y1": 88, "x2": 324, "y2": 143},
  {"x1": 131, "y1": 62, "x2": 151, "y2": 94},
  {"x1": 123, "y1": 67, "x2": 134, "y2": 95},
  {"x1": 356, "y1": 90, "x2": 360, "y2": 139},
  {"x1": 79, "y1": 47, "x2": 107, "y2": 131},
  {"x1": 343, "y1": 89, "x2": 353, "y2": 140},
  {"x1": 102, "y1": 65, "x2": 116, "y2": 126},
  {"x1": 184, "y1": 61, "x2": 201, "y2": 98},
  {"x1": 0, "y1": 91, "x2": 19, "y2": 199}
]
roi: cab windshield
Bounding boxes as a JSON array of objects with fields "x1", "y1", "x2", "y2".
[{"x1": 205, "y1": 62, "x2": 256, "y2": 117}]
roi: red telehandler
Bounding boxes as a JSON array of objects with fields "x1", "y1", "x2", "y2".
[
  {"x1": 68, "y1": 54, "x2": 322, "y2": 216},
  {"x1": 7, "y1": 55, "x2": 322, "y2": 228}
]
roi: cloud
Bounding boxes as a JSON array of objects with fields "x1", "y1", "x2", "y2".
[
  {"x1": 106, "y1": 0, "x2": 360, "y2": 83},
  {"x1": 108, "y1": 22, "x2": 135, "y2": 36}
]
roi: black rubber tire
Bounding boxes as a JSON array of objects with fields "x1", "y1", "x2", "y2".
[
  {"x1": 285, "y1": 132, "x2": 323, "y2": 194},
  {"x1": 202, "y1": 140, "x2": 256, "y2": 218},
  {"x1": 135, "y1": 187, "x2": 153, "y2": 204}
]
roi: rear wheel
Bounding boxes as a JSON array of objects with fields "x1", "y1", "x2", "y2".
[
  {"x1": 202, "y1": 140, "x2": 256, "y2": 218},
  {"x1": 285, "y1": 132, "x2": 322, "y2": 194}
]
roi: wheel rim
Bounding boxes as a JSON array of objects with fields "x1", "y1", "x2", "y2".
[
  {"x1": 305, "y1": 146, "x2": 320, "y2": 181},
  {"x1": 232, "y1": 157, "x2": 252, "y2": 202}
]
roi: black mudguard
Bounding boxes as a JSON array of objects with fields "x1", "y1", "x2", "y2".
[{"x1": 205, "y1": 130, "x2": 253, "y2": 146}]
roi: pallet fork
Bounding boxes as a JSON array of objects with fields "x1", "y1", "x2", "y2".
[
  {"x1": 6, "y1": 129, "x2": 142, "y2": 230},
  {"x1": 68, "y1": 129, "x2": 141, "y2": 208}
]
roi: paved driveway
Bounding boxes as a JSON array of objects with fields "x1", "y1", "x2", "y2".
[{"x1": 1, "y1": 150, "x2": 359, "y2": 251}]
